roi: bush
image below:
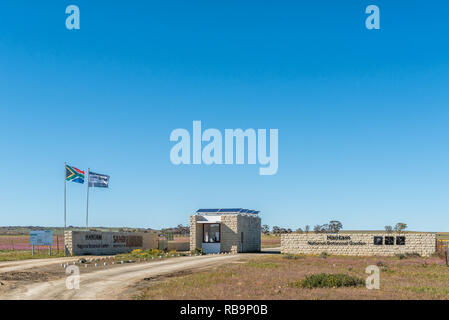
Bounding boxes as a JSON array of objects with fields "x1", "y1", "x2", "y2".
[
  {"x1": 191, "y1": 248, "x2": 205, "y2": 255},
  {"x1": 320, "y1": 252, "x2": 329, "y2": 259},
  {"x1": 396, "y1": 252, "x2": 421, "y2": 259},
  {"x1": 295, "y1": 273, "x2": 364, "y2": 289},
  {"x1": 283, "y1": 254, "x2": 305, "y2": 260}
]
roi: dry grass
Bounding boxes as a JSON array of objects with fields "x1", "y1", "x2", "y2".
[
  {"x1": 261, "y1": 234, "x2": 281, "y2": 248},
  {"x1": 0, "y1": 250, "x2": 66, "y2": 262},
  {"x1": 135, "y1": 254, "x2": 449, "y2": 300}
]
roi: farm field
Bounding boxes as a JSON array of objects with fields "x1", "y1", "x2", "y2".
[
  {"x1": 0, "y1": 235, "x2": 65, "y2": 252},
  {"x1": 134, "y1": 253, "x2": 449, "y2": 300}
]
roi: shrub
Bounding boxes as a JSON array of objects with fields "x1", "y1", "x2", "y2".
[
  {"x1": 396, "y1": 252, "x2": 421, "y2": 259},
  {"x1": 131, "y1": 249, "x2": 142, "y2": 254},
  {"x1": 191, "y1": 248, "x2": 204, "y2": 255},
  {"x1": 294, "y1": 273, "x2": 364, "y2": 289},
  {"x1": 320, "y1": 252, "x2": 329, "y2": 259},
  {"x1": 283, "y1": 254, "x2": 305, "y2": 260}
]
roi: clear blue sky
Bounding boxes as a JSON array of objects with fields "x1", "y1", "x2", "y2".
[{"x1": 0, "y1": 1, "x2": 448, "y2": 231}]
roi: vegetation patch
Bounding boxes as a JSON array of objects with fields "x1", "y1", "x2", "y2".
[
  {"x1": 294, "y1": 273, "x2": 364, "y2": 289},
  {"x1": 0, "y1": 250, "x2": 65, "y2": 262},
  {"x1": 246, "y1": 261, "x2": 278, "y2": 268},
  {"x1": 283, "y1": 253, "x2": 305, "y2": 260},
  {"x1": 396, "y1": 252, "x2": 421, "y2": 260},
  {"x1": 115, "y1": 248, "x2": 186, "y2": 262}
]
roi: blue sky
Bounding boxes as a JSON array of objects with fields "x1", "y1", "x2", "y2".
[{"x1": 0, "y1": 1, "x2": 448, "y2": 231}]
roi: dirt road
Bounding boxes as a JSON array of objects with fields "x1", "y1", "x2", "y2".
[
  {"x1": 0, "y1": 254, "x2": 248, "y2": 300},
  {"x1": 0, "y1": 256, "x2": 100, "y2": 274}
]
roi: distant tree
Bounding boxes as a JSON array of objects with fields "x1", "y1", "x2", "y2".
[
  {"x1": 328, "y1": 221, "x2": 343, "y2": 233},
  {"x1": 313, "y1": 225, "x2": 323, "y2": 233},
  {"x1": 305, "y1": 225, "x2": 310, "y2": 234},
  {"x1": 394, "y1": 223, "x2": 407, "y2": 233},
  {"x1": 296, "y1": 227, "x2": 303, "y2": 233},
  {"x1": 262, "y1": 224, "x2": 270, "y2": 234},
  {"x1": 286, "y1": 228, "x2": 292, "y2": 233},
  {"x1": 272, "y1": 226, "x2": 280, "y2": 235},
  {"x1": 385, "y1": 225, "x2": 393, "y2": 233}
]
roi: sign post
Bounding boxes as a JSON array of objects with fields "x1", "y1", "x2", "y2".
[{"x1": 30, "y1": 230, "x2": 53, "y2": 256}]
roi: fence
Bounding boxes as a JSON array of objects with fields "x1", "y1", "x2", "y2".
[{"x1": 0, "y1": 235, "x2": 65, "y2": 253}]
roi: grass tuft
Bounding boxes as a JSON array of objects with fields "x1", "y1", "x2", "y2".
[{"x1": 294, "y1": 273, "x2": 364, "y2": 289}]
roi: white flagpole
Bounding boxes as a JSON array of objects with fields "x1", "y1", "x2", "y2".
[
  {"x1": 64, "y1": 162, "x2": 67, "y2": 230},
  {"x1": 86, "y1": 168, "x2": 90, "y2": 231}
]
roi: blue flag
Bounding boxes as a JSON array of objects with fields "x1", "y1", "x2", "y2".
[{"x1": 88, "y1": 171, "x2": 110, "y2": 188}]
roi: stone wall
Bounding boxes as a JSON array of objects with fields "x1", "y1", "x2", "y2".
[
  {"x1": 238, "y1": 215, "x2": 261, "y2": 253},
  {"x1": 220, "y1": 215, "x2": 239, "y2": 253},
  {"x1": 281, "y1": 233, "x2": 436, "y2": 257},
  {"x1": 168, "y1": 241, "x2": 190, "y2": 251},
  {"x1": 189, "y1": 215, "x2": 203, "y2": 252},
  {"x1": 65, "y1": 231, "x2": 158, "y2": 255}
]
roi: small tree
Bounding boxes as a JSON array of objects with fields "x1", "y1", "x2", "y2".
[
  {"x1": 313, "y1": 225, "x2": 323, "y2": 233},
  {"x1": 262, "y1": 224, "x2": 270, "y2": 234},
  {"x1": 394, "y1": 223, "x2": 407, "y2": 233},
  {"x1": 328, "y1": 220, "x2": 343, "y2": 233},
  {"x1": 296, "y1": 227, "x2": 303, "y2": 233},
  {"x1": 385, "y1": 225, "x2": 393, "y2": 233},
  {"x1": 305, "y1": 225, "x2": 310, "y2": 234},
  {"x1": 272, "y1": 226, "x2": 280, "y2": 235}
]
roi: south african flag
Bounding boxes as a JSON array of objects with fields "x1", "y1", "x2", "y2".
[{"x1": 65, "y1": 164, "x2": 85, "y2": 184}]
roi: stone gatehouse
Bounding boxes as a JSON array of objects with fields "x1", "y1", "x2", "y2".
[{"x1": 190, "y1": 208, "x2": 261, "y2": 254}]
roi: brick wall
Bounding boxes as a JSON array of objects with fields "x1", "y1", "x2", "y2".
[{"x1": 281, "y1": 233, "x2": 436, "y2": 257}]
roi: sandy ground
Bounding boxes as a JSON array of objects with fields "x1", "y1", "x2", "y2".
[
  {"x1": 0, "y1": 256, "x2": 105, "y2": 274},
  {"x1": 0, "y1": 253, "x2": 256, "y2": 300}
]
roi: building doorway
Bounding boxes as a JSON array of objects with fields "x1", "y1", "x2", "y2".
[{"x1": 202, "y1": 223, "x2": 220, "y2": 253}]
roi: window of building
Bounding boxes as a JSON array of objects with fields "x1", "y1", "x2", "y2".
[
  {"x1": 203, "y1": 224, "x2": 220, "y2": 243},
  {"x1": 373, "y1": 236, "x2": 383, "y2": 245},
  {"x1": 384, "y1": 236, "x2": 394, "y2": 245},
  {"x1": 396, "y1": 236, "x2": 405, "y2": 245}
]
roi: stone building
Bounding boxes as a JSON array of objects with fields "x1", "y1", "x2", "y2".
[
  {"x1": 281, "y1": 233, "x2": 436, "y2": 257},
  {"x1": 190, "y1": 208, "x2": 261, "y2": 254}
]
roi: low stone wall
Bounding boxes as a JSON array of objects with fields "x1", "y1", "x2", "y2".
[
  {"x1": 281, "y1": 233, "x2": 436, "y2": 257},
  {"x1": 65, "y1": 231, "x2": 158, "y2": 255},
  {"x1": 168, "y1": 241, "x2": 190, "y2": 251}
]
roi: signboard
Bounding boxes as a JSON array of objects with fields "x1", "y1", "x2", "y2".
[{"x1": 30, "y1": 230, "x2": 53, "y2": 246}]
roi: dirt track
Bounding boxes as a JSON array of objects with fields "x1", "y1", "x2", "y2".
[
  {"x1": 0, "y1": 256, "x2": 102, "y2": 274},
  {"x1": 0, "y1": 254, "x2": 250, "y2": 300}
]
